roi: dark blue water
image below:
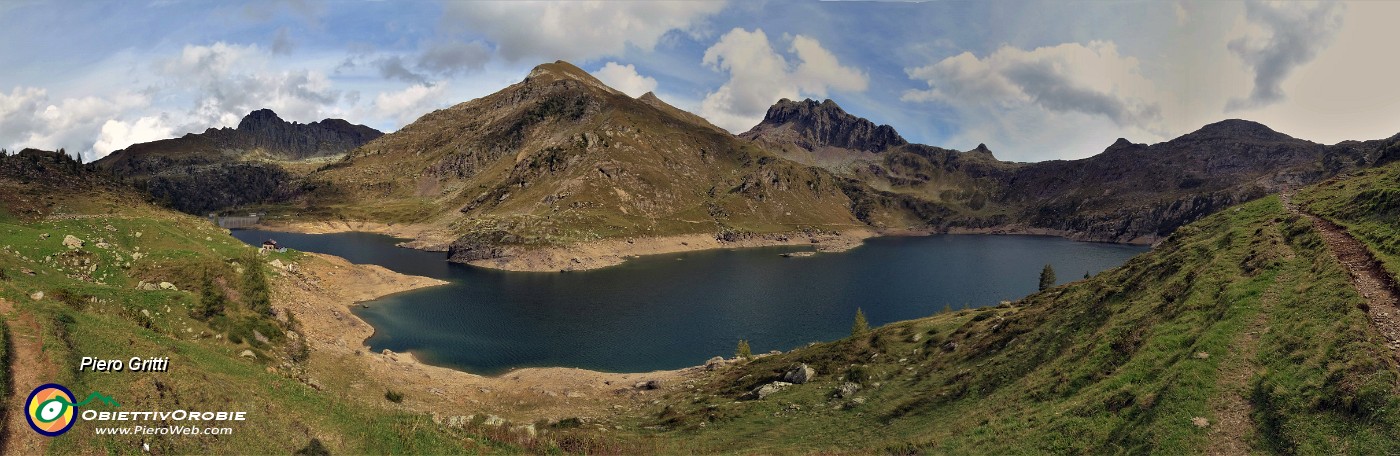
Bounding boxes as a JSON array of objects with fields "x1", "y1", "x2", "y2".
[{"x1": 232, "y1": 230, "x2": 1146, "y2": 375}]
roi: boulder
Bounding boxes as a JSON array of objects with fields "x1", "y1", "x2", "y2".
[
  {"x1": 158, "y1": 282, "x2": 177, "y2": 291},
  {"x1": 747, "y1": 381, "x2": 793, "y2": 400},
  {"x1": 782, "y1": 363, "x2": 816, "y2": 384},
  {"x1": 253, "y1": 330, "x2": 270, "y2": 344},
  {"x1": 62, "y1": 235, "x2": 83, "y2": 249},
  {"x1": 239, "y1": 350, "x2": 256, "y2": 359},
  {"x1": 483, "y1": 415, "x2": 506, "y2": 427},
  {"x1": 705, "y1": 356, "x2": 727, "y2": 371},
  {"x1": 29, "y1": 291, "x2": 44, "y2": 301},
  {"x1": 833, "y1": 382, "x2": 861, "y2": 399},
  {"x1": 634, "y1": 380, "x2": 661, "y2": 390}
]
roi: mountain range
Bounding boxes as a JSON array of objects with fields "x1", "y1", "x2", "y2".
[
  {"x1": 93, "y1": 60, "x2": 1400, "y2": 265},
  {"x1": 93, "y1": 109, "x2": 381, "y2": 214}
]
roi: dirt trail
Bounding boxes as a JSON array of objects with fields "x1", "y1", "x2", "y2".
[
  {"x1": 1284, "y1": 192, "x2": 1400, "y2": 361},
  {"x1": 1, "y1": 299, "x2": 57, "y2": 456},
  {"x1": 1207, "y1": 272, "x2": 1289, "y2": 455}
]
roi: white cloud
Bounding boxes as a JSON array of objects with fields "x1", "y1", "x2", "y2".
[
  {"x1": 0, "y1": 86, "x2": 48, "y2": 148},
  {"x1": 1230, "y1": 1, "x2": 1400, "y2": 144},
  {"x1": 373, "y1": 82, "x2": 448, "y2": 126},
  {"x1": 0, "y1": 86, "x2": 154, "y2": 161},
  {"x1": 591, "y1": 62, "x2": 657, "y2": 97},
  {"x1": 93, "y1": 115, "x2": 174, "y2": 157},
  {"x1": 902, "y1": 41, "x2": 1168, "y2": 160},
  {"x1": 698, "y1": 28, "x2": 868, "y2": 133},
  {"x1": 1225, "y1": 1, "x2": 1345, "y2": 111},
  {"x1": 160, "y1": 42, "x2": 346, "y2": 130},
  {"x1": 443, "y1": 1, "x2": 726, "y2": 62},
  {"x1": 790, "y1": 36, "x2": 868, "y2": 96},
  {"x1": 904, "y1": 41, "x2": 1161, "y2": 127}
]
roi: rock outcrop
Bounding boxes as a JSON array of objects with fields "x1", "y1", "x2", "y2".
[
  {"x1": 782, "y1": 364, "x2": 816, "y2": 384},
  {"x1": 747, "y1": 381, "x2": 793, "y2": 400},
  {"x1": 236, "y1": 109, "x2": 383, "y2": 160},
  {"x1": 742, "y1": 98, "x2": 907, "y2": 153}
]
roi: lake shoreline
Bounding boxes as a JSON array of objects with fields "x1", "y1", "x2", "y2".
[
  {"x1": 241, "y1": 227, "x2": 1145, "y2": 382},
  {"x1": 255, "y1": 219, "x2": 1153, "y2": 273},
  {"x1": 465, "y1": 229, "x2": 881, "y2": 272},
  {"x1": 279, "y1": 251, "x2": 708, "y2": 423}
]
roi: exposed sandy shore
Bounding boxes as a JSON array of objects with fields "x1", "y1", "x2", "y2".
[
  {"x1": 257, "y1": 219, "x2": 456, "y2": 251},
  {"x1": 468, "y1": 229, "x2": 879, "y2": 272},
  {"x1": 273, "y1": 252, "x2": 704, "y2": 426}
]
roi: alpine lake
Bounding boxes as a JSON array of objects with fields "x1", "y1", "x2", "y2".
[{"x1": 231, "y1": 230, "x2": 1146, "y2": 375}]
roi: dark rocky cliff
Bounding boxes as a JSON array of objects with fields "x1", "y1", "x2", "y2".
[
  {"x1": 741, "y1": 98, "x2": 907, "y2": 153},
  {"x1": 236, "y1": 109, "x2": 383, "y2": 160}
]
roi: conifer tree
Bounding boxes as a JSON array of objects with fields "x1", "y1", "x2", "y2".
[
  {"x1": 736, "y1": 339, "x2": 752, "y2": 359},
  {"x1": 852, "y1": 308, "x2": 870, "y2": 337},
  {"x1": 1039, "y1": 264, "x2": 1057, "y2": 291},
  {"x1": 196, "y1": 271, "x2": 226, "y2": 319}
]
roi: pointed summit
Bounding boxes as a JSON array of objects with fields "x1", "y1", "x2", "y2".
[
  {"x1": 524, "y1": 60, "x2": 621, "y2": 95},
  {"x1": 237, "y1": 109, "x2": 287, "y2": 133},
  {"x1": 636, "y1": 91, "x2": 724, "y2": 133},
  {"x1": 742, "y1": 98, "x2": 907, "y2": 153}
]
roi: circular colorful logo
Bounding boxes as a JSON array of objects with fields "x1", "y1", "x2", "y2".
[{"x1": 26, "y1": 384, "x2": 77, "y2": 436}]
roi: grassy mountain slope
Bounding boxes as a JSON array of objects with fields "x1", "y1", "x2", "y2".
[
  {"x1": 1299, "y1": 161, "x2": 1400, "y2": 281},
  {"x1": 299, "y1": 61, "x2": 864, "y2": 255},
  {"x1": 631, "y1": 183, "x2": 1399, "y2": 453},
  {"x1": 0, "y1": 150, "x2": 499, "y2": 453}
]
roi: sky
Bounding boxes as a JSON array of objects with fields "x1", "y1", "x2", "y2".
[{"x1": 2, "y1": 0, "x2": 1398, "y2": 163}]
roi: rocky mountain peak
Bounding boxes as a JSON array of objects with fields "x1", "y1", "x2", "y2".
[
  {"x1": 743, "y1": 98, "x2": 907, "y2": 153},
  {"x1": 525, "y1": 60, "x2": 620, "y2": 95},
  {"x1": 637, "y1": 92, "x2": 673, "y2": 108},
  {"x1": 635, "y1": 91, "x2": 724, "y2": 133},
  {"x1": 236, "y1": 108, "x2": 288, "y2": 133},
  {"x1": 968, "y1": 143, "x2": 995, "y2": 157},
  {"x1": 1178, "y1": 119, "x2": 1297, "y2": 143}
]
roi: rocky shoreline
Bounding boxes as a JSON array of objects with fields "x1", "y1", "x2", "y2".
[
  {"x1": 459, "y1": 229, "x2": 877, "y2": 272},
  {"x1": 259, "y1": 219, "x2": 1160, "y2": 274}
]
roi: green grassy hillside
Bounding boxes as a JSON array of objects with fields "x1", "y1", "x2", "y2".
[
  {"x1": 1300, "y1": 162, "x2": 1400, "y2": 281},
  {"x1": 0, "y1": 150, "x2": 500, "y2": 454},
  {"x1": 635, "y1": 191, "x2": 1399, "y2": 453}
]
